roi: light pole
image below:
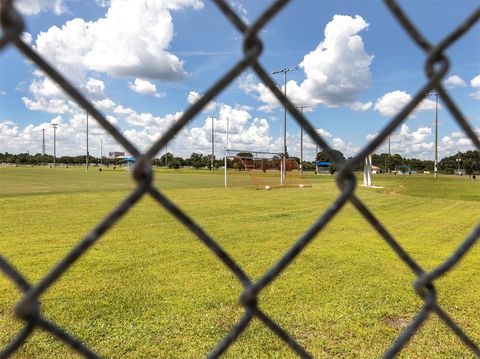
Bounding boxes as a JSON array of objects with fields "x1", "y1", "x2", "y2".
[
  {"x1": 273, "y1": 66, "x2": 297, "y2": 183},
  {"x1": 100, "y1": 138, "x2": 103, "y2": 166},
  {"x1": 165, "y1": 143, "x2": 168, "y2": 168},
  {"x1": 428, "y1": 91, "x2": 439, "y2": 178},
  {"x1": 210, "y1": 116, "x2": 215, "y2": 171},
  {"x1": 296, "y1": 105, "x2": 310, "y2": 173},
  {"x1": 388, "y1": 135, "x2": 391, "y2": 174},
  {"x1": 42, "y1": 128, "x2": 45, "y2": 155},
  {"x1": 456, "y1": 151, "x2": 461, "y2": 175},
  {"x1": 226, "y1": 116, "x2": 229, "y2": 151},
  {"x1": 86, "y1": 111, "x2": 89, "y2": 171},
  {"x1": 51, "y1": 123, "x2": 58, "y2": 167}
]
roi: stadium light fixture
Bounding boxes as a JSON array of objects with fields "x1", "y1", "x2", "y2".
[{"x1": 272, "y1": 66, "x2": 298, "y2": 184}]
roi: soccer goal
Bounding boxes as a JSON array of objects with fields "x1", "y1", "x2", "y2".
[{"x1": 224, "y1": 149, "x2": 311, "y2": 189}]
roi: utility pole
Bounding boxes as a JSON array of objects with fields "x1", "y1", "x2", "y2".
[
  {"x1": 100, "y1": 138, "x2": 103, "y2": 166},
  {"x1": 388, "y1": 135, "x2": 391, "y2": 174},
  {"x1": 273, "y1": 66, "x2": 297, "y2": 184},
  {"x1": 296, "y1": 105, "x2": 310, "y2": 173},
  {"x1": 315, "y1": 143, "x2": 318, "y2": 175},
  {"x1": 456, "y1": 151, "x2": 461, "y2": 175},
  {"x1": 428, "y1": 90, "x2": 439, "y2": 178},
  {"x1": 42, "y1": 129, "x2": 45, "y2": 155},
  {"x1": 51, "y1": 123, "x2": 58, "y2": 167},
  {"x1": 226, "y1": 116, "x2": 229, "y2": 150},
  {"x1": 165, "y1": 143, "x2": 168, "y2": 168},
  {"x1": 86, "y1": 111, "x2": 89, "y2": 171},
  {"x1": 211, "y1": 116, "x2": 215, "y2": 171}
]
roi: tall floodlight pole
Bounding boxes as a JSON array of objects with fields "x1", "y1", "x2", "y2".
[
  {"x1": 100, "y1": 138, "x2": 103, "y2": 166},
  {"x1": 226, "y1": 116, "x2": 229, "y2": 150},
  {"x1": 86, "y1": 111, "x2": 89, "y2": 171},
  {"x1": 315, "y1": 143, "x2": 319, "y2": 174},
  {"x1": 51, "y1": 123, "x2": 58, "y2": 167},
  {"x1": 428, "y1": 91, "x2": 439, "y2": 178},
  {"x1": 42, "y1": 129, "x2": 45, "y2": 155},
  {"x1": 296, "y1": 105, "x2": 310, "y2": 173},
  {"x1": 224, "y1": 117, "x2": 229, "y2": 189},
  {"x1": 165, "y1": 143, "x2": 168, "y2": 167},
  {"x1": 210, "y1": 116, "x2": 215, "y2": 171},
  {"x1": 388, "y1": 135, "x2": 391, "y2": 174},
  {"x1": 456, "y1": 151, "x2": 461, "y2": 175},
  {"x1": 273, "y1": 66, "x2": 297, "y2": 183}
]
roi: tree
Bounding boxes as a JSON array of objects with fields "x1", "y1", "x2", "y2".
[
  {"x1": 316, "y1": 150, "x2": 345, "y2": 163},
  {"x1": 189, "y1": 153, "x2": 204, "y2": 170},
  {"x1": 236, "y1": 152, "x2": 253, "y2": 158},
  {"x1": 159, "y1": 152, "x2": 175, "y2": 167}
]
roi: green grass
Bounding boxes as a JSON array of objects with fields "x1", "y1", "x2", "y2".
[{"x1": 0, "y1": 166, "x2": 479, "y2": 358}]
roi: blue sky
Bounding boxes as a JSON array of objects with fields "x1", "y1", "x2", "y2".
[{"x1": 0, "y1": 0, "x2": 479, "y2": 160}]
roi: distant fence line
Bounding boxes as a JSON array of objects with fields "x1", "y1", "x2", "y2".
[{"x1": 0, "y1": 0, "x2": 479, "y2": 358}]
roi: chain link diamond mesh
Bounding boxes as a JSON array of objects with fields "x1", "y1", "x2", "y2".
[{"x1": 0, "y1": 0, "x2": 479, "y2": 357}]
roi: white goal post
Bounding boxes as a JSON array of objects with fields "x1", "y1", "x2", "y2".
[
  {"x1": 224, "y1": 149, "x2": 310, "y2": 189},
  {"x1": 224, "y1": 149, "x2": 283, "y2": 189}
]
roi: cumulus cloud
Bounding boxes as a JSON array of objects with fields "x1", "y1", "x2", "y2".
[
  {"x1": 442, "y1": 128, "x2": 480, "y2": 153},
  {"x1": 444, "y1": 75, "x2": 466, "y2": 89},
  {"x1": 20, "y1": 32, "x2": 33, "y2": 46},
  {"x1": 22, "y1": 75, "x2": 77, "y2": 114},
  {"x1": 85, "y1": 78, "x2": 106, "y2": 99},
  {"x1": 241, "y1": 15, "x2": 373, "y2": 111},
  {"x1": 469, "y1": 74, "x2": 480, "y2": 100},
  {"x1": 12, "y1": 0, "x2": 67, "y2": 15},
  {"x1": 239, "y1": 74, "x2": 279, "y2": 112},
  {"x1": 128, "y1": 78, "x2": 165, "y2": 98},
  {"x1": 0, "y1": 114, "x2": 119, "y2": 156},
  {"x1": 365, "y1": 125, "x2": 478, "y2": 159},
  {"x1": 187, "y1": 91, "x2": 217, "y2": 112},
  {"x1": 374, "y1": 90, "x2": 436, "y2": 117},
  {"x1": 367, "y1": 124, "x2": 433, "y2": 158},
  {"x1": 32, "y1": 0, "x2": 204, "y2": 82},
  {"x1": 350, "y1": 101, "x2": 372, "y2": 112}
]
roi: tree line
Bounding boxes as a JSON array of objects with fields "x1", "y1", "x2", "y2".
[{"x1": 1, "y1": 150, "x2": 478, "y2": 174}]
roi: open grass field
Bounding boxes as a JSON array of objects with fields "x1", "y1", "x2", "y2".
[{"x1": 0, "y1": 166, "x2": 479, "y2": 358}]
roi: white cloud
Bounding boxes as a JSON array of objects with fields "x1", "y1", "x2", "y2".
[
  {"x1": 95, "y1": 0, "x2": 109, "y2": 7},
  {"x1": 187, "y1": 91, "x2": 217, "y2": 112},
  {"x1": 22, "y1": 75, "x2": 77, "y2": 114},
  {"x1": 374, "y1": 90, "x2": 436, "y2": 117},
  {"x1": 367, "y1": 124, "x2": 433, "y2": 158},
  {"x1": 350, "y1": 101, "x2": 372, "y2": 112},
  {"x1": 0, "y1": 114, "x2": 120, "y2": 157},
  {"x1": 21, "y1": 32, "x2": 33, "y2": 46},
  {"x1": 296, "y1": 15, "x2": 373, "y2": 106},
  {"x1": 12, "y1": 0, "x2": 67, "y2": 15},
  {"x1": 442, "y1": 128, "x2": 480, "y2": 153},
  {"x1": 365, "y1": 124, "x2": 475, "y2": 159},
  {"x1": 85, "y1": 78, "x2": 106, "y2": 99},
  {"x1": 469, "y1": 74, "x2": 480, "y2": 100},
  {"x1": 444, "y1": 75, "x2": 466, "y2": 89},
  {"x1": 241, "y1": 15, "x2": 373, "y2": 111},
  {"x1": 229, "y1": 1, "x2": 249, "y2": 23},
  {"x1": 128, "y1": 78, "x2": 165, "y2": 98},
  {"x1": 32, "y1": 0, "x2": 204, "y2": 82}
]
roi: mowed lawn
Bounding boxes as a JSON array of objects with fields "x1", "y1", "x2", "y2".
[{"x1": 0, "y1": 166, "x2": 479, "y2": 358}]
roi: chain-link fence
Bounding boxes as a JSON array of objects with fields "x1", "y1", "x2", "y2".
[{"x1": 1, "y1": 0, "x2": 479, "y2": 357}]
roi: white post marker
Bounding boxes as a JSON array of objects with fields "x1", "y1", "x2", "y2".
[{"x1": 363, "y1": 154, "x2": 373, "y2": 187}]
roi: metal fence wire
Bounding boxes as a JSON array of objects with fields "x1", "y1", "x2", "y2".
[{"x1": 1, "y1": 0, "x2": 479, "y2": 357}]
